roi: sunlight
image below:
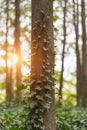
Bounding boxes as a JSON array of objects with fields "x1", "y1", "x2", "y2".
[
  {"x1": 7, "y1": 53, "x2": 18, "y2": 68},
  {"x1": 13, "y1": 54, "x2": 18, "y2": 64},
  {"x1": 7, "y1": 59, "x2": 12, "y2": 68}
]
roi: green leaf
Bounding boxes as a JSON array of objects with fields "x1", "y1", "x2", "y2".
[
  {"x1": 37, "y1": 80, "x2": 42, "y2": 84},
  {"x1": 29, "y1": 101, "x2": 37, "y2": 109},
  {"x1": 45, "y1": 62, "x2": 50, "y2": 66},
  {"x1": 35, "y1": 86, "x2": 42, "y2": 91},
  {"x1": 45, "y1": 85, "x2": 51, "y2": 90},
  {"x1": 29, "y1": 80, "x2": 35, "y2": 85},
  {"x1": 29, "y1": 91, "x2": 36, "y2": 98},
  {"x1": 41, "y1": 9, "x2": 45, "y2": 15},
  {"x1": 38, "y1": 117, "x2": 44, "y2": 123},
  {"x1": 9, "y1": 127, "x2": 20, "y2": 130},
  {"x1": 42, "y1": 47, "x2": 49, "y2": 51},
  {"x1": 36, "y1": 95, "x2": 44, "y2": 101},
  {"x1": 18, "y1": 84, "x2": 27, "y2": 91},
  {"x1": 45, "y1": 69, "x2": 51, "y2": 73},
  {"x1": 44, "y1": 102, "x2": 50, "y2": 110},
  {"x1": 45, "y1": 93, "x2": 51, "y2": 99}
]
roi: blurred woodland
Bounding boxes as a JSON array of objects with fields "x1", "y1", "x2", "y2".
[{"x1": 0, "y1": 0, "x2": 87, "y2": 130}]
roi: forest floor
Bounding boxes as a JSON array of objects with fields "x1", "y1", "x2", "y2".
[
  {"x1": 0, "y1": 102, "x2": 87, "y2": 130},
  {"x1": 0, "y1": 102, "x2": 25, "y2": 130},
  {"x1": 56, "y1": 107, "x2": 87, "y2": 130}
]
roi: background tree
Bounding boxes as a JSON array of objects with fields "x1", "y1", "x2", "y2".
[
  {"x1": 59, "y1": 0, "x2": 67, "y2": 107},
  {"x1": 73, "y1": 0, "x2": 82, "y2": 106},
  {"x1": 5, "y1": 0, "x2": 13, "y2": 101},
  {"x1": 14, "y1": 0, "x2": 22, "y2": 102},
  {"x1": 81, "y1": 0, "x2": 87, "y2": 106},
  {"x1": 0, "y1": 0, "x2": 31, "y2": 102},
  {"x1": 72, "y1": 0, "x2": 87, "y2": 106}
]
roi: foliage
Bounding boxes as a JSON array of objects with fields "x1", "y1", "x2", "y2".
[
  {"x1": 1, "y1": 103, "x2": 87, "y2": 130},
  {"x1": 0, "y1": 102, "x2": 26, "y2": 130},
  {"x1": 56, "y1": 107, "x2": 87, "y2": 130}
]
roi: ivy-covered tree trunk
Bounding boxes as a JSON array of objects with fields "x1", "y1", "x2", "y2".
[
  {"x1": 26, "y1": 0, "x2": 56, "y2": 130},
  {"x1": 5, "y1": 0, "x2": 12, "y2": 101},
  {"x1": 14, "y1": 0, "x2": 22, "y2": 102}
]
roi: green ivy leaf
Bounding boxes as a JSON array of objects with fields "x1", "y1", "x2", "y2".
[
  {"x1": 45, "y1": 93, "x2": 51, "y2": 99},
  {"x1": 38, "y1": 117, "x2": 44, "y2": 123},
  {"x1": 42, "y1": 47, "x2": 49, "y2": 51},
  {"x1": 29, "y1": 101, "x2": 37, "y2": 109},
  {"x1": 45, "y1": 69, "x2": 51, "y2": 73},
  {"x1": 35, "y1": 86, "x2": 42, "y2": 91},
  {"x1": 36, "y1": 95, "x2": 44, "y2": 101},
  {"x1": 45, "y1": 85, "x2": 51, "y2": 90},
  {"x1": 29, "y1": 91, "x2": 36, "y2": 98},
  {"x1": 29, "y1": 79, "x2": 35, "y2": 85},
  {"x1": 37, "y1": 80, "x2": 42, "y2": 84},
  {"x1": 44, "y1": 102, "x2": 50, "y2": 110}
]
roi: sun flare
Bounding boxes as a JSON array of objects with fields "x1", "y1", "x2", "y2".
[
  {"x1": 13, "y1": 54, "x2": 18, "y2": 64},
  {"x1": 7, "y1": 53, "x2": 18, "y2": 68}
]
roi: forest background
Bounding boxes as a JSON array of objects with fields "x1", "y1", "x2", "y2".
[{"x1": 0, "y1": 0, "x2": 87, "y2": 130}]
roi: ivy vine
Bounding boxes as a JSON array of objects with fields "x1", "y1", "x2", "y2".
[{"x1": 24, "y1": 1, "x2": 54, "y2": 130}]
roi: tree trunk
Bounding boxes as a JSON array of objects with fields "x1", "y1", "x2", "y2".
[
  {"x1": 5, "y1": 0, "x2": 12, "y2": 101},
  {"x1": 28, "y1": 0, "x2": 56, "y2": 129},
  {"x1": 73, "y1": 0, "x2": 82, "y2": 106},
  {"x1": 14, "y1": 0, "x2": 21, "y2": 102},
  {"x1": 81, "y1": 0, "x2": 87, "y2": 105},
  {"x1": 58, "y1": 0, "x2": 67, "y2": 107}
]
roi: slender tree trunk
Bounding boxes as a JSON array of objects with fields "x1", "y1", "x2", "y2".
[
  {"x1": 58, "y1": 0, "x2": 67, "y2": 107},
  {"x1": 29, "y1": 0, "x2": 56, "y2": 129},
  {"x1": 81, "y1": 0, "x2": 87, "y2": 105},
  {"x1": 73, "y1": 0, "x2": 82, "y2": 106},
  {"x1": 5, "y1": 0, "x2": 12, "y2": 101},
  {"x1": 14, "y1": 0, "x2": 22, "y2": 102}
]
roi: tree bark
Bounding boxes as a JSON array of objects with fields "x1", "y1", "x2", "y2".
[
  {"x1": 5, "y1": 0, "x2": 12, "y2": 101},
  {"x1": 81, "y1": 0, "x2": 87, "y2": 105},
  {"x1": 31, "y1": 0, "x2": 56, "y2": 129},
  {"x1": 58, "y1": 0, "x2": 67, "y2": 107},
  {"x1": 73, "y1": 0, "x2": 82, "y2": 106},
  {"x1": 14, "y1": 0, "x2": 22, "y2": 102}
]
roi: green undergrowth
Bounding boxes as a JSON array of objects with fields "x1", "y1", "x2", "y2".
[
  {"x1": 56, "y1": 107, "x2": 87, "y2": 130},
  {"x1": 0, "y1": 102, "x2": 26, "y2": 130},
  {"x1": 0, "y1": 102, "x2": 87, "y2": 130}
]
